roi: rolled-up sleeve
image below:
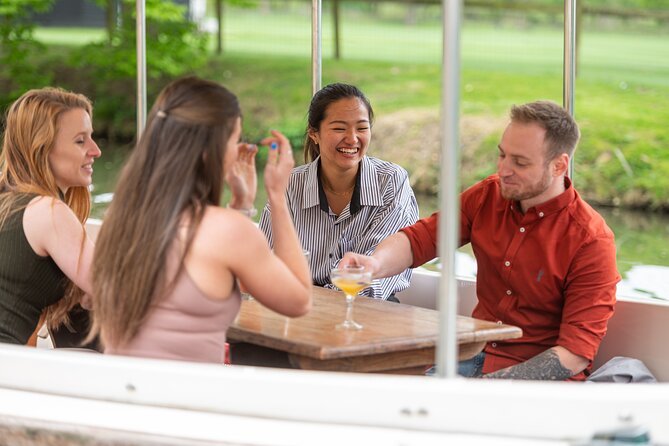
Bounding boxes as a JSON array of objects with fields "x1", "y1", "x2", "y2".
[
  {"x1": 557, "y1": 235, "x2": 619, "y2": 361},
  {"x1": 400, "y1": 212, "x2": 439, "y2": 268}
]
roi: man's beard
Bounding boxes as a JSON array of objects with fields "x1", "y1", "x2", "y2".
[{"x1": 500, "y1": 169, "x2": 552, "y2": 202}]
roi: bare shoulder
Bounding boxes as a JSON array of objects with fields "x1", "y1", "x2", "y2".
[
  {"x1": 25, "y1": 194, "x2": 60, "y2": 210},
  {"x1": 23, "y1": 195, "x2": 82, "y2": 256},
  {"x1": 24, "y1": 195, "x2": 77, "y2": 227}
]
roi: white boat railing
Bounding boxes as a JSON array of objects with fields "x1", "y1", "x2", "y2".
[{"x1": 0, "y1": 343, "x2": 668, "y2": 444}]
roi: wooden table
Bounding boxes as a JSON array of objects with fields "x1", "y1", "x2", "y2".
[{"x1": 228, "y1": 286, "x2": 522, "y2": 374}]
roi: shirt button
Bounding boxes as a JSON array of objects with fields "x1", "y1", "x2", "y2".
[
  {"x1": 539, "y1": 212, "x2": 544, "y2": 217},
  {"x1": 491, "y1": 342, "x2": 497, "y2": 348},
  {"x1": 496, "y1": 320, "x2": 503, "y2": 325},
  {"x1": 504, "y1": 261, "x2": 510, "y2": 267},
  {"x1": 519, "y1": 227, "x2": 526, "y2": 233},
  {"x1": 506, "y1": 290, "x2": 512, "y2": 295}
]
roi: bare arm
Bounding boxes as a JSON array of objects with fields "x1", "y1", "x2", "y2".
[
  {"x1": 260, "y1": 131, "x2": 311, "y2": 291},
  {"x1": 482, "y1": 346, "x2": 589, "y2": 380},
  {"x1": 23, "y1": 196, "x2": 94, "y2": 295},
  {"x1": 196, "y1": 131, "x2": 309, "y2": 317},
  {"x1": 226, "y1": 131, "x2": 310, "y2": 316},
  {"x1": 224, "y1": 217, "x2": 311, "y2": 317},
  {"x1": 340, "y1": 231, "x2": 414, "y2": 279}
]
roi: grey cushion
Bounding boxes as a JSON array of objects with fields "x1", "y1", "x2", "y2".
[{"x1": 587, "y1": 356, "x2": 657, "y2": 383}]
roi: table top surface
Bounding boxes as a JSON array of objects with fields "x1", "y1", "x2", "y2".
[{"x1": 228, "y1": 286, "x2": 522, "y2": 360}]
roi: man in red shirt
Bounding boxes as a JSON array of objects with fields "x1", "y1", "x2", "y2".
[{"x1": 341, "y1": 100, "x2": 619, "y2": 380}]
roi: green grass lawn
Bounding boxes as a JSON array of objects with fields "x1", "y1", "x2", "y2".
[
  {"x1": 29, "y1": 14, "x2": 669, "y2": 281},
  {"x1": 34, "y1": 27, "x2": 105, "y2": 45},
  {"x1": 33, "y1": 13, "x2": 669, "y2": 207}
]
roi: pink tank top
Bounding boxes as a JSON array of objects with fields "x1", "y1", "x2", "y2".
[{"x1": 107, "y1": 268, "x2": 241, "y2": 364}]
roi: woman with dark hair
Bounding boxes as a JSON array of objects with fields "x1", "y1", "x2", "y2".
[
  {"x1": 259, "y1": 83, "x2": 418, "y2": 300},
  {"x1": 89, "y1": 76, "x2": 311, "y2": 362},
  {"x1": 0, "y1": 87, "x2": 100, "y2": 345}
]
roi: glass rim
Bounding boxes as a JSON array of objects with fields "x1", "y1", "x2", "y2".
[{"x1": 332, "y1": 265, "x2": 366, "y2": 273}]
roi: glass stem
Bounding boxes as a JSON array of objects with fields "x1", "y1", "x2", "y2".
[{"x1": 345, "y1": 294, "x2": 354, "y2": 324}]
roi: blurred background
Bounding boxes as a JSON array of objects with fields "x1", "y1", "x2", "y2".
[{"x1": 1, "y1": 0, "x2": 668, "y2": 299}]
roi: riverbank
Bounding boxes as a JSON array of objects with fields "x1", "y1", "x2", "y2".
[
  {"x1": 88, "y1": 143, "x2": 669, "y2": 283},
  {"x1": 16, "y1": 16, "x2": 668, "y2": 210}
]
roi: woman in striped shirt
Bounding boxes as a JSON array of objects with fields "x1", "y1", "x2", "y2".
[{"x1": 259, "y1": 83, "x2": 418, "y2": 300}]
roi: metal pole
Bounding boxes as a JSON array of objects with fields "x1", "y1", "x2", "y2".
[
  {"x1": 564, "y1": 0, "x2": 576, "y2": 178},
  {"x1": 333, "y1": 0, "x2": 341, "y2": 60},
  {"x1": 136, "y1": 0, "x2": 147, "y2": 137},
  {"x1": 311, "y1": 0, "x2": 322, "y2": 95},
  {"x1": 436, "y1": 0, "x2": 462, "y2": 379},
  {"x1": 216, "y1": 0, "x2": 223, "y2": 55}
]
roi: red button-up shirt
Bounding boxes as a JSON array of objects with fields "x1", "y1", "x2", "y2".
[{"x1": 401, "y1": 175, "x2": 619, "y2": 380}]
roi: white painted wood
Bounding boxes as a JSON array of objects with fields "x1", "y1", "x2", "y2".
[
  {"x1": 0, "y1": 345, "x2": 667, "y2": 443},
  {"x1": 0, "y1": 388, "x2": 567, "y2": 446},
  {"x1": 397, "y1": 269, "x2": 478, "y2": 317},
  {"x1": 594, "y1": 296, "x2": 669, "y2": 381}
]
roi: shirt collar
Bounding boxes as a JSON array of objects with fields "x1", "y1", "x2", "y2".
[
  {"x1": 303, "y1": 159, "x2": 321, "y2": 209},
  {"x1": 531, "y1": 176, "x2": 575, "y2": 216},
  {"x1": 317, "y1": 158, "x2": 362, "y2": 215},
  {"x1": 305, "y1": 156, "x2": 383, "y2": 215},
  {"x1": 358, "y1": 156, "x2": 384, "y2": 207},
  {"x1": 507, "y1": 176, "x2": 576, "y2": 217}
]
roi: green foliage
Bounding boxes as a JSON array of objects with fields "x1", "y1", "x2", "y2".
[
  {"x1": 0, "y1": 0, "x2": 53, "y2": 102},
  {"x1": 67, "y1": 0, "x2": 209, "y2": 138}
]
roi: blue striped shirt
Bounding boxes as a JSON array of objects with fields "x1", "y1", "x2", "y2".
[{"x1": 259, "y1": 156, "x2": 418, "y2": 299}]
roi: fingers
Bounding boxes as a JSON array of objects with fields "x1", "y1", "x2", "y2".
[
  {"x1": 260, "y1": 130, "x2": 293, "y2": 164},
  {"x1": 237, "y1": 143, "x2": 258, "y2": 164},
  {"x1": 339, "y1": 253, "x2": 379, "y2": 277},
  {"x1": 340, "y1": 252, "x2": 360, "y2": 269}
]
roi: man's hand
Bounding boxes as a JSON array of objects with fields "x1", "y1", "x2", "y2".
[
  {"x1": 482, "y1": 346, "x2": 589, "y2": 380},
  {"x1": 340, "y1": 232, "x2": 414, "y2": 280},
  {"x1": 340, "y1": 252, "x2": 381, "y2": 278}
]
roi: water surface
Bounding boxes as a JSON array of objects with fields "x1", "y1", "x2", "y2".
[{"x1": 91, "y1": 149, "x2": 669, "y2": 301}]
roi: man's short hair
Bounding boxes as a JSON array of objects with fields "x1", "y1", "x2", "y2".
[{"x1": 510, "y1": 100, "x2": 580, "y2": 160}]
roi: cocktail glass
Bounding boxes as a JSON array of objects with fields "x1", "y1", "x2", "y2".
[{"x1": 331, "y1": 265, "x2": 372, "y2": 330}]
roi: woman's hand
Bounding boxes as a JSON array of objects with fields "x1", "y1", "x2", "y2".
[
  {"x1": 226, "y1": 143, "x2": 258, "y2": 210},
  {"x1": 261, "y1": 130, "x2": 294, "y2": 205}
]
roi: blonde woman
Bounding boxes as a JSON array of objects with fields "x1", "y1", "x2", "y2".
[
  {"x1": 90, "y1": 76, "x2": 311, "y2": 363},
  {"x1": 0, "y1": 88, "x2": 100, "y2": 345}
]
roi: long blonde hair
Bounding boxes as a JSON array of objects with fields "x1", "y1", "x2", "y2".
[
  {"x1": 0, "y1": 87, "x2": 93, "y2": 328},
  {"x1": 90, "y1": 76, "x2": 241, "y2": 348}
]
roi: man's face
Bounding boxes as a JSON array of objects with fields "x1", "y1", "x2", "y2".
[{"x1": 497, "y1": 121, "x2": 557, "y2": 205}]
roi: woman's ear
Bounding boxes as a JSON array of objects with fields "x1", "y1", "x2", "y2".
[{"x1": 307, "y1": 128, "x2": 319, "y2": 145}]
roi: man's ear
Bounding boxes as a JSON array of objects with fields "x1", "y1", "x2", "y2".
[{"x1": 553, "y1": 153, "x2": 570, "y2": 177}]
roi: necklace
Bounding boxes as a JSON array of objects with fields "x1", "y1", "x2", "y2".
[{"x1": 323, "y1": 183, "x2": 355, "y2": 197}]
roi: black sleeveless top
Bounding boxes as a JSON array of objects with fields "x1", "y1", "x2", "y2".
[{"x1": 0, "y1": 194, "x2": 66, "y2": 344}]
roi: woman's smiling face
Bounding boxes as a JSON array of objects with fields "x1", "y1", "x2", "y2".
[
  {"x1": 48, "y1": 108, "x2": 101, "y2": 194},
  {"x1": 309, "y1": 97, "x2": 371, "y2": 173}
]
